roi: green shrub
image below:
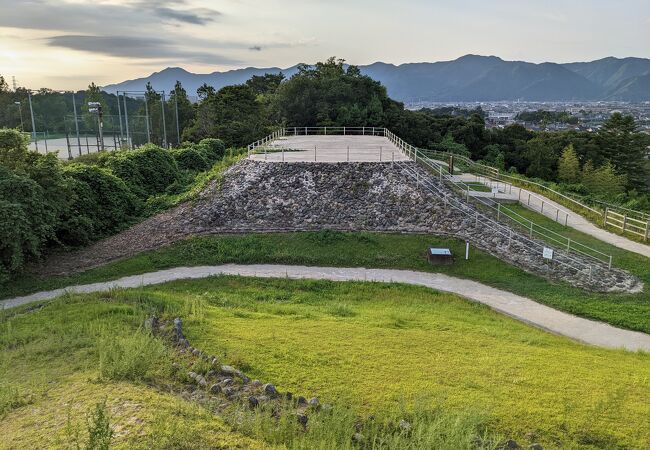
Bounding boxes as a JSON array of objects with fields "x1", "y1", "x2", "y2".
[
  {"x1": 63, "y1": 164, "x2": 141, "y2": 241},
  {"x1": 0, "y1": 128, "x2": 30, "y2": 170},
  {"x1": 197, "y1": 138, "x2": 226, "y2": 163},
  {"x1": 97, "y1": 330, "x2": 167, "y2": 382},
  {"x1": 170, "y1": 147, "x2": 210, "y2": 172},
  {"x1": 0, "y1": 167, "x2": 56, "y2": 281},
  {"x1": 105, "y1": 144, "x2": 178, "y2": 198}
]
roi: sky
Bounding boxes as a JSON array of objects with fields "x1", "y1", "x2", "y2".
[{"x1": 1, "y1": 0, "x2": 649, "y2": 90}]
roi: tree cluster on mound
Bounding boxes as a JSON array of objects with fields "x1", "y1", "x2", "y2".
[{"x1": 0, "y1": 129, "x2": 227, "y2": 283}]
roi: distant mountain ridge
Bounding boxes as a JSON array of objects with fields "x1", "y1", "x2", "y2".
[{"x1": 102, "y1": 55, "x2": 650, "y2": 102}]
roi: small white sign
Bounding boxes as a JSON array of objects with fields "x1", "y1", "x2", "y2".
[
  {"x1": 543, "y1": 247, "x2": 554, "y2": 260},
  {"x1": 491, "y1": 187, "x2": 499, "y2": 194}
]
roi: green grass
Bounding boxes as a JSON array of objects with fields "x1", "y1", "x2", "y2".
[
  {"x1": 0, "y1": 290, "x2": 273, "y2": 449},
  {"x1": 0, "y1": 277, "x2": 650, "y2": 449},
  {"x1": 5, "y1": 229, "x2": 650, "y2": 334},
  {"x1": 3, "y1": 277, "x2": 650, "y2": 448}
]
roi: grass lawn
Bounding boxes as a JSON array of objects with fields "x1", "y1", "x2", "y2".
[
  {"x1": 4, "y1": 227, "x2": 650, "y2": 334},
  {"x1": 3, "y1": 277, "x2": 649, "y2": 448}
]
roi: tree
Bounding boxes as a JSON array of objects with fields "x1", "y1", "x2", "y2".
[
  {"x1": 557, "y1": 144, "x2": 580, "y2": 184},
  {"x1": 582, "y1": 161, "x2": 626, "y2": 197},
  {"x1": 597, "y1": 113, "x2": 646, "y2": 189},
  {"x1": 168, "y1": 80, "x2": 195, "y2": 145}
]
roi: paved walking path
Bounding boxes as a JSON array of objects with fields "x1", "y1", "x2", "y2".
[
  {"x1": 457, "y1": 174, "x2": 650, "y2": 259},
  {"x1": 3, "y1": 264, "x2": 650, "y2": 352}
]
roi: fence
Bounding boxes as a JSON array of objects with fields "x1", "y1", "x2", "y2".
[
  {"x1": 414, "y1": 146, "x2": 650, "y2": 242},
  {"x1": 247, "y1": 126, "x2": 615, "y2": 272}
]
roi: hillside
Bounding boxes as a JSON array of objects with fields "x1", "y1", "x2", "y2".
[{"x1": 103, "y1": 55, "x2": 650, "y2": 101}]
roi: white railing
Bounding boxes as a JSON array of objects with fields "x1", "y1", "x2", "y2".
[{"x1": 246, "y1": 126, "x2": 615, "y2": 270}]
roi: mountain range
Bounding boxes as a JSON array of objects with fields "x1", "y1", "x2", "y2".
[{"x1": 102, "y1": 55, "x2": 650, "y2": 102}]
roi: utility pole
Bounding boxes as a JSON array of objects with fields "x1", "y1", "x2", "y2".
[{"x1": 27, "y1": 91, "x2": 38, "y2": 151}]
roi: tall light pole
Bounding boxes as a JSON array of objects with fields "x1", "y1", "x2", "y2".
[
  {"x1": 27, "y1": 91, "x2": 38, "y2": 151},
  {"x1": 14, "y1": 101, "x2": 24, "y2": 131},
  {"x1": 88, "y1": 102, "x2": 104, "y2": 151},
  {"x1": 71, "y1": 92, "x2": 82, "y2": 156}
]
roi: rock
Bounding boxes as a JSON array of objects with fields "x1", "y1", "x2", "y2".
[
  {"x1": 251, "y1": 380, "x2": 262, "y2": 387},
  {"x1": 263, "y1": 383, "x2": 279, "y2": 398},
  {"x1": 210, "y1": 384, "x2": 222, "y2": 394},
  {"x1": 505, "y1": 440, "x2": 520, "y2": 449},
  {"x1": 221, "y1": 365, "x2": 237, "y2": 376},
  {"x1": 196, "y1": 376, "x2": 207, "y2": 387},
  {"x1": 296, "y1": 396, "x2": 307, "y2": 406},
  {"x1": 248, "y1": 396, "x2": 259, "y2": 408},
  {"x1": 220, "y1": 378, "x2": 234, "y2": 386},
  {"x1": 528, "y1": 445, "x2": 543, "y2": 450},
  {"x1": 143, "y1": 316, "x2": 158, "y2": 332},
  {"x1": 352, "y1": 433, "x2": 365, "y2": 443},
  {"x1": 222, "y1": 387, "x2": 235, "y2": 397},
  {"x1": 206, "y1": 370, "x2": 216, "y2": 378},
  {"x1": 284, "y1": 392, "x2": 293, "y2": 401},
  {"x1": 211, "y1": 357, "x2": 219, "y2": 366},
  {"x1": 187, "y1": 371, "x2": 198, "y2": 380},
  {"x1": 399, "y1": 419, "x2": 411, "y2": 431},
  {"x1": 308, "y1": 397, "x2": 319, "y2": 407},
  {"x1": 296, "y1": 413, "x2": 308, "y2": 426},
  {"x1": 191, "y1": 348, "x2": 201, "y2": 356}
]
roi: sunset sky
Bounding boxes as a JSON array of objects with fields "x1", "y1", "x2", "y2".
[{"x1": 1, "y1": 0, "x2": 649, "y2": 90}]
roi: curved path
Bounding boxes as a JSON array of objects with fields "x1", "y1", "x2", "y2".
[{"x1": 3, "y1": 264, "x2": 650, "y2": 352}]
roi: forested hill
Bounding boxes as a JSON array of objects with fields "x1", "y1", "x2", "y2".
[{"x1": 102, "y1": 55, "x2": 650, "y2": 102}]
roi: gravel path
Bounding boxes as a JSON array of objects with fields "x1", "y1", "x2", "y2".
[
  {"x1": 455, "y1": 174, "x2": 650, "y2": 259},
  {"x1": 3, "y1": 264, "x2": 650, "y2": 352}
]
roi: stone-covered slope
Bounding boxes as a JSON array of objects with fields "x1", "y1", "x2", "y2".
[{"x1": 36, "y1": 161, "x2": 640, "y2": 293}]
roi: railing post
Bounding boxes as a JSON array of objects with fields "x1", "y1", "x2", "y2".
[
  {"x1": 566, "y1": 238, "x2": 571, "y2": 252},
  {"x1": 343, "y1": 126, "x2": 346, "y2": 135},
  {"x1": 380, "y1": 146, "x2": 383, "y2": 161},
  {"x1": 347, "y1": 146, "x2": 350, "y2": 162},
  {"x1": 608, "y1": 255, "x2": 612, "y2": 270},
  {"x1": 497, "y1": 203, "x2": 501, "y2": 220},
  {"x1": 622, "y1": 214, "x2": 628, "y2": 232},
  {"x1": 644, "y1": 220, "x2": 649, "y2": 242},
  {"x1": 603, "y1": 207, "x2": 608, "y2": 226},
  {"x1": 314, "y1": 145, "x2": 317, "y2": 161}
]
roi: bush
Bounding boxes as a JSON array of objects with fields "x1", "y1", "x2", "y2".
[
  {"x1": 105, "y1": 144, "x2": 179, "y2": 198},
  {"x1": 0, "y1": 129, "x2": 30, "y2": 170},
  {"x1": 0, "y1": 167, "x2": 56, "y2": 281},
  {"x1": 97, "y1": 330, "x2": 167, "y2": 381},
  {"x1": 63, "y1": 164, "x2": 141, "y2": 241},
  {"x1": 170, "y1": 147, "x2": 210, "y2": 172},
  {"x1": 197, "y1": 138, "x2": 226, "y2": 163}
]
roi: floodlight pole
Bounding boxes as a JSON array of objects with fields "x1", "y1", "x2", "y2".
[
  {"x1": 144, "y1": 96, "x2": 151, "y2": 143},
  {"x1": 71, "y1": 92, "x2": 82, "y2": 156},
  {"x1": 27, "y1": 91, "x2": 38, "y2": 151},
  {"x1": 174, "y1": 88, "x2": 180, "y2": 145},
  {"x1": 122, "y1": 93, "x2": 130, "y2": 149},
  {"x1": 161, "y1": 91, "x2": 168, "y2": 148},
  {"x1": 14, "y1": 101, "x2": 24, "y2": 131},
  {"x1": 116, "y1": 91, "x2": 124, "y2": 143}
]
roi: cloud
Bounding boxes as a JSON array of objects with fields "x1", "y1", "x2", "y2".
[
  {"x1": 0, "y1": 0, "x2": 222, "y2": 33},
  {"x1": 46, "y1": 35, "x2": 240, "y2": 65}
]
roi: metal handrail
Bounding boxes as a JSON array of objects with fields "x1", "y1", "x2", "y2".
[{"x1": 247, "y1": 126, "x2": 615, "y2": 268}]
